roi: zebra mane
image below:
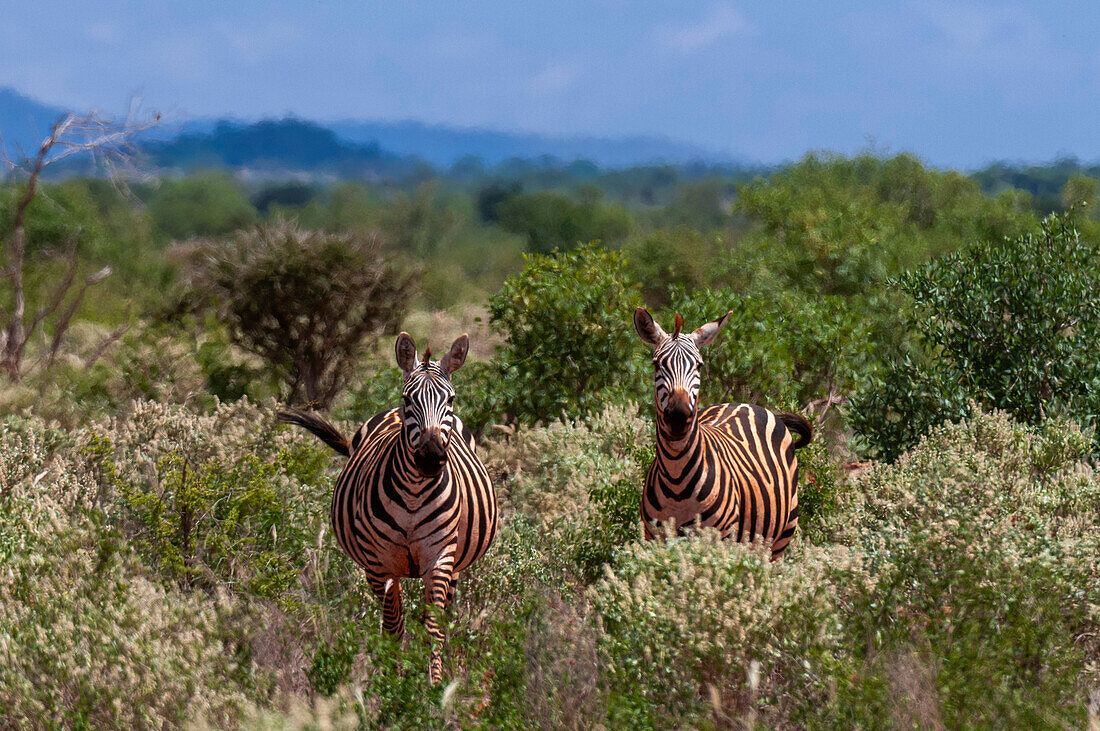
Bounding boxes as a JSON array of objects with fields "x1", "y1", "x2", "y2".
[
  {"x1": 673, "y1": 313, "x2": 683, "y2": 338},
  {"x1": 422, "y1": 346, "x2": 431, "y2": 364}
]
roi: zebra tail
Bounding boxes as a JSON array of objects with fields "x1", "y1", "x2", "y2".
[
  {"x1": 277, "y1": 408, "x2": 351, "y2": 457},
  {"x1": 777, "y1": 411, "x2": 813, "y2": 450}
]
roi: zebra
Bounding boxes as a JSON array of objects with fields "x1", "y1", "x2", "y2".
[
  {"x1": 278, "y1": 332, "x2": 497, "y2": 684},
  {"x1": 633, "y1": 307, "x2": 812, "y2": 559}
]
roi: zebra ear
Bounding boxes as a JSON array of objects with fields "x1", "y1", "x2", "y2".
[
  {"x1": 634, "y1": 307, "x2": 667, "y2": 346},
  {"x1": 691, "y1": 311, "x2": 732, "y2": 349},
  {"x1": 440, "y1": 333, "x2": 469, "y2": 377},
  {"x1": 395, "y1": 332, "x2": 418, "y2": 375}
]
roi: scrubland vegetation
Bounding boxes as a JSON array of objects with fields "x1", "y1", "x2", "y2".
[{"x1": 2, "y1": 149, "x2": 1100, "y2": 728}]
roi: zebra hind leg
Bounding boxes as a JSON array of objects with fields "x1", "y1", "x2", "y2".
[
  {"x1": 422, "y1": 556, "x2": 457, "y2": 685},
  {"x1": 368, "y1": 575, "x2": 405, "y2": 640}
]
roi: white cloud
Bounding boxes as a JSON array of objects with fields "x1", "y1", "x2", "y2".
[
  {"x1": 656, "y1": 3, "x2": 753, "y2": 55},
  {"x1": 526, "y1": 61, "x2": 580, "y2": 95},
  {"x1": 85, "y1": 22, "x2": 118, "y2": 45}
]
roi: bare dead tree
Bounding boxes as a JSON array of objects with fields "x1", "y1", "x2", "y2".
[{"x1": 0, "y1": 107, "x2": 159, "y2": 382}]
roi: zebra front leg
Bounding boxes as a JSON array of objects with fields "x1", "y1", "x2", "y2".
[
  {"x1": 445, "y1": 571, "x2": 459, "y2": 605},
  {"x1": 368, "y1": 575, "x2": 405, "y2": 640},
  {"x1": 422, "y1": 552, "x2": 456, "y2": 684}
]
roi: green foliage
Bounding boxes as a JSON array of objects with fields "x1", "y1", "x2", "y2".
[
  {"x1": 486, "y1": 245, "x2": 644, "y2": 426},
  {"x1": 306, "y1": 630, "x2": 359, "y2": 696},
  {"x1": 854, "y1": 214, "x2": 1100, "y2": 459},
  {"x1": 150, "y1": 172, "x2": 257, "y2": 240},
  {"x1": 665, "y1": 286, "x2": 879, "y2": 408},
  {"x1": 180, "y1": 221, "x2": 413, "y2": 407},
  {"x1": 0, "y1": 416, "x2": 250, "y2": 727},
  {"x1": 823, "y1": 410, "x2": 1100, "y2": 728},
  {"x1": 488, "y1": 404, "x2": 649, "y2": 584},
  {"x1": 735, "y1": 152, "x2": 1035, "y2": 296},
  {"x1": 380, "y1": 181, "x2": 460, "y2": 257},
  {"x1": 494, "y1": 188, "x2": 632, "y2": 254},
  {"x1": 592, "y1": 536, "x2": 868, "y2": 727},
  {"x1": 624, "y1": 226, "x2": 721, "y2": 307},
  {"x1": 86, "y1": 401, "x2": 334, "y2": 600}
]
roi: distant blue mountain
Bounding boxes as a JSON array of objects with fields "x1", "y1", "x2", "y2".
[
  {"x1": 145, "y1": 117, "x2": 420, "y2": 179},
  {"x1": 326, "y1": 119, "x2": 727, "y2": 168},
  {"x1": 0, "y1": 86, "x2": 734, "y2": 174},
  {"x1": 0, "y1": 88, "x2": 69, "y2": 160}
]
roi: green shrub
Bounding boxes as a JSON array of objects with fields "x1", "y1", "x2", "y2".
[
  {"x1": 825, "y1": 410, "x2": 1100, "y2": 727},
  {"x1": 0, "y1": 417, "x2": 249, "y2": 727},
  {"x1": 494, "y1": 188, "x2": 632, "y2": 254},
  {"x1": 487, "y1": 404, "x2": 648, "y2": 583},
  {"x1": 178, "y1": 222, "x2": 414, "y2": 407},
  {"x1": 591, "y1": 535, "x2": 870, "y2": 728},
  {"x1": 150, "y1": 172, "x2": 257, "y2": 240},
  {"x1": 486, "y1": 245, "x2": 645, "y2": 426},
  {"x1": 854, "y1": 214, "x2": 1100, "y2": 460},
  {"x1": 81, "y1": 400, "x2": 337, "y2": 603},
  {"x1": 665, "y1": 286, "x2": 879, "y2": 409}
]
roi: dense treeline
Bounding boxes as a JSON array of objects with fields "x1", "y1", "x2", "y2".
[{"x1": 2, "y1": 151, "x2": 1100, "y2": 727}]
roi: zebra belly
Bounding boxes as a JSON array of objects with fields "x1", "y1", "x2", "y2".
[{"x1": 643, "y1": 465, "x2": 738, "y2": 538}]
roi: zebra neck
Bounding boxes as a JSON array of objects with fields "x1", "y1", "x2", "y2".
[
  {"x1": 655, "y1": 417, "x2": 702, "y2": 479},
  {"x1": 396, "y1": 429, "x2": 446, "y2": 490}
]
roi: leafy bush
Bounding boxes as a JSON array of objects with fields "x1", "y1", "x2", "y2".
[
  {"x1": 485, "y1": 245, "x2": 645, "y2": 426},
  {"x1": 178, "y1": 221, "x2": 414, "y2": 407},
  {"x1": 854, "y1": 214, "x2": 1100, "y2": 459},
  {"x1": 624, "y1": 226, "x2": 721, "y2": 307},
  {"x1": 150, "y1": 172, "x2": 257, "y2": 240},
  {"x1": 84, "y1": 400, "x2": 335, "y2": 600},
  {"x1": 665, "y1": 286, "x2": 879, "y2": 409},
  {"x1": 735, "y1": 152, "x2": 1035, "y2": 297},
  {"x1": 0, "y1": 416, "x2": 249, "y2": 727},
  {"x1": 592, "y1": 535, "x2": 870, "y2": 727},
  {"x1": 824, "y1": 410, "x2": 1100, "y2": 727},
  {"x1": 487, "y1": 404, "x2": 648, "y2": 583},
  {"x1": 494, "y1": 188, "x2": 632, "y2": 254}
]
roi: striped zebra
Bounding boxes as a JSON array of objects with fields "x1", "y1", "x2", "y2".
[
  {"x1": 634, "y1": 308, "x2": 812, "y2": 559},
  {"x1": 279, "y1": 332, "x2": 497, "y2": 684}
]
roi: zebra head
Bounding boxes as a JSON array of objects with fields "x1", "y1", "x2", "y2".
[
  {"x1": 634, "y1": 307, "x2": 732, "y2": 439},
  {"x1": 395, "y1": 332, "x2": 469, "y2": 477}
]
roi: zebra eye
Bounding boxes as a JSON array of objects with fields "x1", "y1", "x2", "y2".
[{"x1": 447, "y1": 396, "x2": 455, "y2": 406}]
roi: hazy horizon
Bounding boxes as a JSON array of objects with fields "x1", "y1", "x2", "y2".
[{"x1": 4, "y1": 1, "x2": 1099, "y2": 168}]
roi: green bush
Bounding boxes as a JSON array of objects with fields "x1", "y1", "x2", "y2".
[
  {"x1": 486, "y1": 245, "x2": 645, "y2": 426},
  {"x1": 824, "y1": 410, "x2": 1100, "y2": 727},
  {"x1": 592, "y1": 535, "x2": 869, "y2": 728},
  {"x1": 85, "y1": 400, "x2": 335, "y2": 600},
  {"x1": 486, "y1": 404, "x2": 648, "y2": 583},
  {"x1": 150, "y1": 172, "x2": 257, "y2": 240},
  {"x1": 0, "y1": 416, "x2": 250, "y2": 727},
  {"x1": 178, "y1": 222, "x2": 414, "y2": 407},
  {"x1": 665, "y1": 286, "x2": 879, "y2": 409},
  {"x1": 854, "y1": 214, "x2": 1100, "y2": 460},
  {"x1": 494, "y1": 188, "x2": 632, "y2": 254}
]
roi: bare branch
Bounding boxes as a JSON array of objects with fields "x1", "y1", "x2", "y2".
[
  {"x1": 1, "y1": 101, "x2": 159, "y2": 382},
  {"x1": 26, "y1": 237, "x2": 81, "y2": 342},
  {"x1": 85, "y1": 316, "x2": 132, "y2": 369},
  {"x1": 45, "y1": 266, "x2": 114, "y2": 370}
]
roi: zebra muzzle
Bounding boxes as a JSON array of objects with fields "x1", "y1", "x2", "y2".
[
  {"x1": 663, "y1": 391, "x2": 693, "y2": 435},
  {"x1": 414, "y1": 429, "x2": 448, "y2": 476}
]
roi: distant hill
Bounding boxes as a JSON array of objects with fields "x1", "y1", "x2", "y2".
[
  {"x1": 0, "y1": 87, "x2": 734, "y2": 176},
  {"x1": 0, "y1": 88, "x2": 69, "y2": 160},
  {"x1": 326, "y1": 119, "x2": 726, "y2": 168},
  {"x1": 144, "y1": 118, "x2": 422, "y2": 180}
]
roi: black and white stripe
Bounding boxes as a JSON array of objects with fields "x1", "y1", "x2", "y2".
[
  {"x1": 280, "y1": 332, "x2": 497, "y2": 684},
  {"x1": 634, "y1": 308, "x2": 812, "y2": 560}
]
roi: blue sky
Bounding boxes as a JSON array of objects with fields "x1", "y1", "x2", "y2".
[{"x1": 2, "y1": 0, "x2": 1098, "y2": 167}]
